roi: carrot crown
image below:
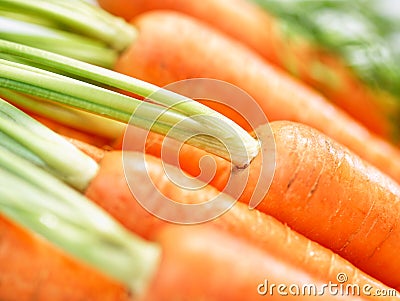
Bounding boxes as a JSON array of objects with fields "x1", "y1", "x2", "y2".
[{"x1": 0, "y1": 40, "x2": 260, "y2": 168}]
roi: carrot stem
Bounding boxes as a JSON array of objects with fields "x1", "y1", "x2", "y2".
[
  {"x1": 0, "y1": 0, "x2": 136, "y2": 52},
  {"x1": 0, "y1": 146, "x2": 160, "y2": 294},
  {"x1": 0, "y1": 40, "x2": 259, "y2": 167},
  {"x1": 0, "y1": 98, "x2": 98, "y2": 191},
  {"x1": 0, "y1": 89, "x2": 125, "y2": 140},
  {"x1": 0, "y1": 16, "x2": 117, "y2": 67}
]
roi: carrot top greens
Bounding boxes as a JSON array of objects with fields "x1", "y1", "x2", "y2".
[{"x1": 251, "y1": 0, "x2": 400, "y2": 100}]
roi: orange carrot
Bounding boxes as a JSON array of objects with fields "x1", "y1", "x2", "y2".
[
  {"x1": 110, "y1": 120, "x2": 400, "y2": 290},
  {"x1": 111, "y1": 11, "x2": 400, "y2": 183},
  {"x1": 253, "y1": 121, "x2": 400, "y2": 290},
  {"x1": 85, "y1": 151, "x2": 202, "y2": 240},
  {"x1": 145, "y1": 224, "x2": 309, "y2": 301},
  {"x1": 98, "y1": 0, "x2": 394, "y2": 141},
  {"x1": 84, "y1": 149, "x2": 399, "y2": 298},
  {"x1": 4, "y1": 144, "x2": 395, "y2": 300},
  {"x1": 4, "y1": 206, "x2": 367, "y2": 301},
  {"x1": 146, "y1": 224, "x2": 394, "y2": 301},
  {"x1": 0, "y1": 214, "x2": 131, "y2": 301}
]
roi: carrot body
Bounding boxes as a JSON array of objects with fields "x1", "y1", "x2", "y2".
[
  {"x1": 113, "y1": 11, "x2": 400, "y2": 183},
  {"x1": 98, "y1": 0, "x2": 393, "y2": 141},
  {"x1": 85, "y1": 150, "x2": 398, "y2": 300},
  {"x1": 145, "y1": 225, "x2": 371, "y2": 301},
  {"x1": 0, "y1": 214, "x2": 131, "y2": 301},
  {"x1": 85, "y1": 151, "x2": 222, "y2": 240},
  {"x1": 254, "y1": 121, "x2": 400, "y2": 290},
  {"x1": 112, "y1": 120, "x2": 400, "y2": 290}
]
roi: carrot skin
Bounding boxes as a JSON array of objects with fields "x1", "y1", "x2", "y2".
[
  {"x1": 112, "y1": 120, "x2": 400, "y2": 290},
  {"x1": 113, "y1": 11, "x2": 400, "y2": 183},
  {"x1": 86, "y1": 151, "x2": 230, "y2": 240},
  {"x1": 0, "y1": 214, "x2": 131, "y2": 301},
  {"x1": 98, "y1": 0, "x2": 393, "y2": 140},
  {"x1": 143, "y1": 225, "x2": 338, "y2": 301},
  {"x1": 257, "y1": 121, "x2": 400, "y2": 290},
  {"x1": 3, "y1": 145, "x2": 395, "y2": 300},
  {"x1": 85, "y1": 150, "x2": 398, "y2": 299}
]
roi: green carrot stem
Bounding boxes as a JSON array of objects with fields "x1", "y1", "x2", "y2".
[
  {"x1": 0, "y1": 16, "x2": 117, "y2": 68},
  {"x1": 0, "y1": 130, "x2": 45, "y2": 167},
  {"x1": 0, "y1": 146, "x2": 160, "y2": 294},
  {"x1": 0, "y1": 89, "x2": 125, "y2": 140},
  {"x1": 0, "y1": 0, "x2": 136, "y2": 52},
  {"x1": 0, "y1": 40, "x2": 260, "y2": 167},
  {"x1": 0, "y1": 98, "x2": 98, "y2": 191}
]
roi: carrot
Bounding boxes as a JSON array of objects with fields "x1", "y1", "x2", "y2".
[
  {"x1": 260, "y1": 121, "x2": 400, "y2": 291},
  {"x1": 97, "y1": 0, "x2": 396, "y2": 141},
  {"x1": 1, "y1": 211, "x2": 350, "y2": 301},
  {"x1": 112, "y1": 11, "x2": 400, "y2": 183},
  {"x1": 146, "y1": 224, "x2": 383, "y2": 301},
  {"x1": 0, "y1": 214, "x2": 131, "y2": 301},
  {"x1": 5, "y1": 144, "x2": 395, "y2": 301},
  {"x1": 3, "y1": 138, "x2": 388, "y2": 301},
  {"x1": 85, "y1": 150, "x2": 228, "y2": 240},
  {"x1": 8, "y1": 44, "x2": 398, "y2": 289},
  {"x1": 253, "y1": 121, "x2": 400, "y2": 291},
  {"x1": 85, "y1": 151, "x2": 398, "y2": 300},
  {"x1": 1, "y1": 142, "x2": 366, "y2": 301},
  {"x1": 112, "y1": 120, "x2": 400, "y2": 290},
  {"x1": 145, "y1": 224, "x2": 310, "y2": 301}
]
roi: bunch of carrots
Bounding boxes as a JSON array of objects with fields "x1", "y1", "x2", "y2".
[{"x1": 0, "y1": 0, "x2": 400, "y2": 300}]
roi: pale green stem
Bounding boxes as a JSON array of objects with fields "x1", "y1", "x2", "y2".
[
  {"x1": 0, "y1": 16, "x2": 117, "y2": 67},
  {"x1": 0, "y1": 89, "x2": 126, "y2": 140},
  {"x1": 0, "y1": 0, "x2": 136, "y2": 51},
  {"x1": 0, "y1": 40, "x2": 260, "y2": 167},
  {"x1": 0, "y1": 98, "x2": 98, "y2": 191},
  {"x1": 0, "y1": 146, "x2": 160, "y2": 294}
]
